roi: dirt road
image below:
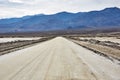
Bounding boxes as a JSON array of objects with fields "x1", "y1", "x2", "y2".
[{"x1": 0, "y1": 37, "x2": 120, "y2": 80}]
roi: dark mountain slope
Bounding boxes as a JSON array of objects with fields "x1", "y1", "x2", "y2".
[{"x1": 0, "y1": 7, "x2": 120, "y2": 32}]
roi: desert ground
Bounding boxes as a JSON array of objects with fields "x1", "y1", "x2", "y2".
[
  {"x1": 69, "y1": 36, "x2": 120, "y2": 62},
  {"x1": 78, "y1": 37, "x2": 120, "y2": 43},
  {"x1": 0, "y1": 37, "x2": 40, "y2": 43},
  {"x1": 0, "y1": 36, "x2": 120, "y2": 80}
]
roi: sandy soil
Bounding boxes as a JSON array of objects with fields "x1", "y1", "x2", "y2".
[
  {"x1": 0, "y1": 37, "x2": 120, "y2": 80},
  {"x1": 0, "y1": 37, "x2": 40, "y2": 43},
  {"x1": 71, "y1": 39, "x2": 120, "y2": 62}
]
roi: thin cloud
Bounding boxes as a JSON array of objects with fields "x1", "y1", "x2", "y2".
[
  {"x1": 8, "y1": 0, "x2": 23, "y2": 3},
  {"x1": 0, "y1": 0, "x2": 120, "y2": 18}
]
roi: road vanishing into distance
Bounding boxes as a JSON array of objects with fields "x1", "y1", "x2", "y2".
[{"x1": 0, "y1": 37, "x2": 120, "y2": 80}]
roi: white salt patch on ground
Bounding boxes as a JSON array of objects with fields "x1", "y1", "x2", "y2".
[
  {"x1": 80, "y1": 37, "x2": 120, "y2": 43},
  {"x1": 0, "y1": 37, "x2": 41, "y2": 43}
]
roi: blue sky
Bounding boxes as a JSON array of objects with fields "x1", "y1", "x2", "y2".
[{"x1": 0, "y1": 0, "x2": 120, "y2": 18}]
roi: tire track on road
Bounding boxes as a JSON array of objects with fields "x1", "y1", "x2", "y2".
[
  {"x1": 8, "y1": 40, "x2": 54, "y2": 80},
  {"x1": 9, "y1": 46, "x2": 49, "y2": 80}
]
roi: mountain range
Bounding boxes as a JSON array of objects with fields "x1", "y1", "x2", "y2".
[{"x1": 0, "y1": 7, "x2": 120, "y2": 33}]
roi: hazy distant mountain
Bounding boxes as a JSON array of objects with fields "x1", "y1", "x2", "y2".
[{"x1": 0, "y1": 7, "x2": 120, "y2": 32}]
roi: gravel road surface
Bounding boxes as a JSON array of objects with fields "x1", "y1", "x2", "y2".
[{"x1": 0, "y1": 37, "x2": 120, "y2": 80}]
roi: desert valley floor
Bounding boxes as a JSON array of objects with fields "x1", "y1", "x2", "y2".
[{"x1": 0, "y1": 37, "x2": 120, "y2": 80}]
